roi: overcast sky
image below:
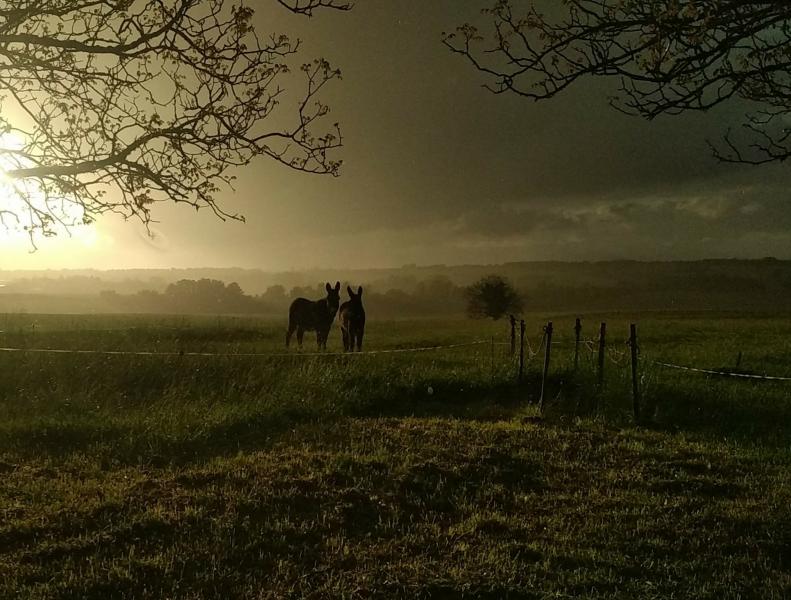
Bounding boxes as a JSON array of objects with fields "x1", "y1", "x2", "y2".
[{"x1": 2, "y1": 1, "x2": 790, "y2": 271}]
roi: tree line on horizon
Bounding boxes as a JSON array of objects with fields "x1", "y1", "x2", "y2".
[
  {"x1": 89, "y1": 268, "x2": 791, "y2": 318},
  {"x1": 98, "y1": 277, "x2": 472, "y2": 318}
]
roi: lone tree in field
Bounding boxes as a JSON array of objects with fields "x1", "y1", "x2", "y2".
[
  {"x1": 444, "y1": 1, "x2": 791, "y2": 164},
  {"x1": 466, "y1": 275, "x2": 523, "y2": 320},
  {"x1": 0, "y1": 0, "x2": 350, "y2": 243}
]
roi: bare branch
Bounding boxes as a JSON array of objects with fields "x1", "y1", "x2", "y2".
[
  {"x1": 277, "y1": 0, "x2": 353, "y2": 16},
  {"x1": 445, "y1": 1, "x2": 791, "y2": 165},
  {"x1": 0, "y1": 0, "x2": 348, "y2": 241}
]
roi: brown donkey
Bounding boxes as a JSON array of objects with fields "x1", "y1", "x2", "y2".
[
  {"x1": 339, "y1": 285, "x2": 366, "y2": 352},
  {"x1": 286, "y1": 282, "x2": 341, "y2": 350}
]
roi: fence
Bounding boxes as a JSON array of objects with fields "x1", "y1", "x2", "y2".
[
  {"x1": 0, "y1": 340, "x2": 489, "y2": 359},
  {"x1": 503, "y1": 315, "x2": 791, "y2": 423},
  {"x1": 2, "y1": 316, "x2": 789, "y2": 426}
]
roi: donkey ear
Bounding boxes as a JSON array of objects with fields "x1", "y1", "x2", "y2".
[
  {"x1": 357, "y1": 286, "x2": 363, "y2": 297},
  {"x1": 347, "y1": 285, "x2": 354, "y2": 297},
  {"x1": 325, "y1": 282, "x2": 332, "y2": 293},
  {"x1": 334, "y1": 281, "x2": 341, "y2": 292}
]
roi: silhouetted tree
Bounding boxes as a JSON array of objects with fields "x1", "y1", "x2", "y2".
[
  {"x1": 0, "y1": 0, "x2": 350, "y2": 243},
  {"x1": 444, "y1": 1, "x2": 791, "y2": 164},
  {"x1": 164, "y1": 278, "x2": 257, "y2": 312},
  {"x1": 261, "y1": 284, "x2": 287, "y2": 302},
  {"x1": 465, "y1": 275, "x2": 522, "y2": 320}
]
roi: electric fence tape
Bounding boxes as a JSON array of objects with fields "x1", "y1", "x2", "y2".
[
  {"x1": 0, "y1": 340, "x2": 489, "y2": 359},
  {"x1": 650, "y1": 360, "x2": 791, "y2": 382}
]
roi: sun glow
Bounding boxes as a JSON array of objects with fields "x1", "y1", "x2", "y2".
[{"x1": 0, "y1": 132, "x2": 97, "y2": 249}]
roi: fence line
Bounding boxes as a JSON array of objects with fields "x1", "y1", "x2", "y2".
[
  {"x1": 0, "y1": 340, "x2": 490, "y2": 359},
  {"x1": 525, "y1": 333, "x2": 545, "y2": 359},
  {"x1": 605, "y1": 344, "x2": 630, "y2": 366},
  {"x1": 548, "y1": 326, "x2": 791, "y2": 384},
  {"x1": 587, "y1": 328, "x2": 789, "y2": 382},
  {"x1": 4, "y1": 321, "x2": 791, "y2": 383},
  {"x1": 649, "y1": 359, "x2": 791, "y2": 382}
]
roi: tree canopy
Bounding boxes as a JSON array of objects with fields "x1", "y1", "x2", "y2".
[
  {"x1": 444, "y1": 1, "x2": 791, "y2": 164},
  {"x1": 465, "y1": 274, "x2": 523, "y2": 320},
  {"x1": 0, "y1": 0, "x2": 350, "y2": 243}
]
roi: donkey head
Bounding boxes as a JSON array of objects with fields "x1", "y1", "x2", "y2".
[
  {"x1": 346, "y1": 285, "x2": 363, "y2": 306},
  {"x1": 325, "y1": 281, "x2": 341, "y2": 314}
]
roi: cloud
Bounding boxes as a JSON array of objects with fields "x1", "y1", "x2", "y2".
[{"x1": 438, "y1": 180, "x2": 791, "y2": 261}]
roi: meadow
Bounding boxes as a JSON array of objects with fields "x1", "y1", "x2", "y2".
[{"x1": 0, "y1": 312, "x2": 789, "y2": 598}]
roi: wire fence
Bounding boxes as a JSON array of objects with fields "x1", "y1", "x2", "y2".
[
  {"x1": 646, "y1": 360, "x2": 791, "y2": 382},
  {"x1": 0, "y1": 340, "x2": 490, "y2": 359},
  {"x1": 561, "y1": 328, "x2": 791, "y2": 383},
  {"x1": 3, "y1": 319, "x2": 790, "y2": 404}
]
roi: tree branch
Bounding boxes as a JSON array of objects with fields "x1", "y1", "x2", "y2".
[
  {"x1": 0, "y1": 0, "x2": 348, "y2": 241},
  {"x1": 445, "y1": 0, "x2": 791, "y2": 165}
]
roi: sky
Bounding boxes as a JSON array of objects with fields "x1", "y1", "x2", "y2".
[{"x1": 1, "y1": 0, "x2": 790, "y2": 271}]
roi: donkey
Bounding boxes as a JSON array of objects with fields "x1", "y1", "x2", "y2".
[
  {"x1": 286, "y1": 281, "x2": 341, "y2": 350},
  {"x1": 339, "y1": 285, "x2": 366, "y2": 352}
]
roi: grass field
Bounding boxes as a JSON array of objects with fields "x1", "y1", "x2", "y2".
[{"x1": 1, "y1": 312, "x2": 790, "y2": 598}]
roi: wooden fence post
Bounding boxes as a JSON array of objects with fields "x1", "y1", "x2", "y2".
[
  {"x1": 518, "y1": 319, "x2": 525, "y2": 382},
  {"x1": 597, "y1": 322, "x2": 606, "y2": 388},
  {"x1": 630, "y1": 323, "x2": 640, "y2": 423},
  {"x1": 539, "y1": 321, "x2": 553, "y2": 413},
  {"x1": 509, "y1": 314, "x2": 516, "y2": 357},
  {"x1": 573, "y1": 317, "x2": 582, "y2": 373}
]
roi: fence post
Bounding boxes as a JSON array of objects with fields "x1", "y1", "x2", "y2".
[
  {"x1": 518, "y1": 319, "x2": 525, "y2": 382},
  {"x1": 630, "y1": 323, "x2": 640, "y2": 423},
  {"x1": 539, "y1": 321, "x2": 553, "y2": 414},
  {"x1": 490, "y1": 336, "x2": 495, "y2": 383},
  {"x1": 509, "y1": 314, "x2": 516, "y2": 357},
  {"x1": 597, "y1": 322, "x2": 606, "y2": 388},
  {"x1": 573, "y1": 317, "x2": 582, "y2": 373}
]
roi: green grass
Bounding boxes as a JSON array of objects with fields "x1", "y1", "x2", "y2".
[{"x1": 1, "y1": 313, "x2": 790, "y2": 598}]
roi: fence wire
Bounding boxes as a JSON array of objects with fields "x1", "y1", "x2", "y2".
[
  {"x1": 4, "y1": 321, "x2": 791, "y2": 384},
  {"x1": 648, "y1": 359, "x2": 791, "y2": 382},
  {"x1": 538, "y1": 329, "x2": 791, "y2": 384},
  {"x1": 0, "y1": 340, "x2": 489, "y2": 359}
]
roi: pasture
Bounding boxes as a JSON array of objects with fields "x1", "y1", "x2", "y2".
[{"x1": 1, "y1": 312, "x2": 790, "y2": 598}]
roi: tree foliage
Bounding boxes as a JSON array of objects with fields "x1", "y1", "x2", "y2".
[
  {"x1": 0, "y1": 0, "x2": 350, "y2": 243},
  {"x1": 444, "y1": 1, "x2": 791, "y2": 164},
  {"x1": 465, "y1": 274, "x2": 522, "y2": 320}
]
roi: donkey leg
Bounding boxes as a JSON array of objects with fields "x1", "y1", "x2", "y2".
[
  {"x1": 286, "y1": 322, "x2": 295, "y2": 348},
  {"x1": 341, "y1": 327, "x2": 350, "y2": 352},
  {"x1": 356, "y1": 328, "x2": 364, "y2": 352},
  {"x1": 296, "y1": 327, "x2": 304, "y2": 349}
]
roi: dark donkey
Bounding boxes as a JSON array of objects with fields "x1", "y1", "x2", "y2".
[
  {"x1": 339, "y1": 286, "x2": 366, "y2": 352},
  {"x1": 286, "y1": 282, "x2": 341, "y2": 350}
]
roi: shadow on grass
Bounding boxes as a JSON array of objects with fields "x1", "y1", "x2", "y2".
[
  {"x1": 1, "y1": 374, "x2": 543, "y2": 467},
  {"x1": 345, "y1": 372, "x2": 544, "y2": 420},
  {"x1": 1, "y1": 406, "x2": 312, "y2": 468},
  {"x1": 641, "y1": 380, "x2": 791, "y2": 449},
  {"x1": 4, "y1": 417, "x2": 788, "y2": 599},
  {"x1": 6, "y1": 361, "x2": 788, "y2": 467},
  {"x1": 2, "y1": 434, "x2": 548, "y2": 599},
  {"x1": 541, "y1": 368, "x2": 791, "y2": 450}
]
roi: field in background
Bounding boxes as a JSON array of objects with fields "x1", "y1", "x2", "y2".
[{"x1": 1, "y1": 312, "x2": 790, "y2": 598}]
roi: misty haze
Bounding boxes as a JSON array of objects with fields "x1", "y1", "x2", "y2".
[{"x1": 1, "y1": 2, "x2": 790, "y2": 599}]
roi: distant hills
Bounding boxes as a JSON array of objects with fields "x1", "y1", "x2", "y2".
[{"x1": 0, "y1": 259, "x2": 789, "y2": 315}]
